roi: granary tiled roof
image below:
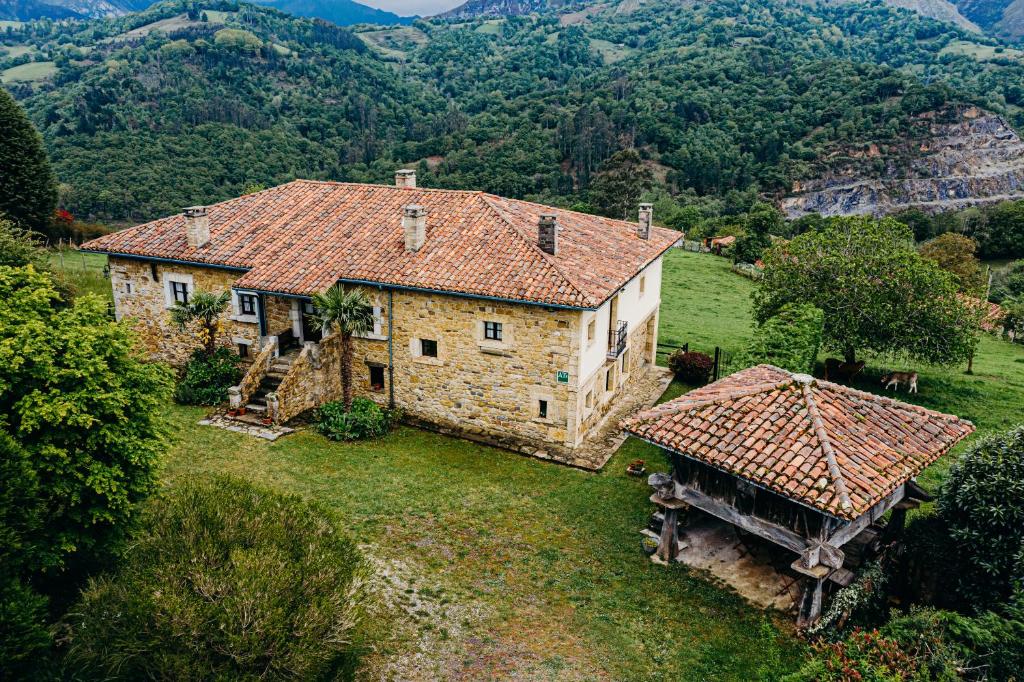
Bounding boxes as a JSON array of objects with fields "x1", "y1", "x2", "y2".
[
  {"x1": 621, "y1": 365, "x2": 975, "y2": 520},
  {"x1": 80, "y1": 180, "x2": 679, "y2": 308}
]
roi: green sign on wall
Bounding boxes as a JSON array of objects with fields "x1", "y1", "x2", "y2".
[{"x1": 556, "y1": 371, "x2": 569, "y2": 384}]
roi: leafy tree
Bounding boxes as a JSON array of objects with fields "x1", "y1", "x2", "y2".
[
  {"x1": 0, "y1": 88, "x2": 58, "y2": 234},
  {"x1": 754, "y1": 217, "x2": 979, "y2": 365},
  {"x1": 741, "y1": 303, "x2": 824, "y2": 374},
  {"x1": 309, "y1": 285, "x2": 373, "y2": 411},
  {"x1": 175, "y1": 347, "x2": 242, "y2": 405},
  {"x1": 1001, "y1": 297, "x2": 1024, "y2": 342},
  {"x1": 63, "y1": 476, "x2": 372, "y2": 680},
  {"x1": 918, "y1": 233, "x2": 985, "y2": 295},
  {"x1": 938, "y1": 425, "x2": 1024, "y2": 611},
  {"x1": 169, "y1": 289, "x2": 231, "y2": 356},
  {"x1": 733, "y1": 202, "x2": 781, "y2": 264},
  {"x1": 991, "y1": 260, "x2": 1024, "y2": 304},
  {"x1": 0, "y1": 265, "x2": 173, "y2": 580},
  {"x1": 588, "y1": 149, "x2": 654, "y2": 220}
]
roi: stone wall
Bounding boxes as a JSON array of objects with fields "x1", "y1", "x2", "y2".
[
  {"x1": 274, "y1": 334, "x2": 344, "y2": 423},
  {"x1": 108, "y1": 257, "x2": 260, "y2": 365}
]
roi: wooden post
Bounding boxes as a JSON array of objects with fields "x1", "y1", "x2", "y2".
[
  {"x1": 713, "y1": 347, "x2": 721, "y2": 382},
  {"x1": 797, "y1": 577, "x2": 825, "y2": 628},
  {"x1": 657, "y1": 508, "x2": 680, "y2": 563}
]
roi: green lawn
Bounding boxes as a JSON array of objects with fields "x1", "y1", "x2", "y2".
[
  {"x1": 52, "y1": 247, "x2": 1024, "y2": 678},
  {"x1": 0, "y1": 60, "x2": 55, "y2": 83}
]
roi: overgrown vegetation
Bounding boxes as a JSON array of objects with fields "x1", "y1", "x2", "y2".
[
  {"x1": 668, "y1": 349, "x2": 714, "y2": 385},
  {"x1": 62, "y1": 476, "x2": 373, "y2": 680}
]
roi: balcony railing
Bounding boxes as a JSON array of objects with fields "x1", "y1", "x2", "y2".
[{"x1": 608, "y1": 320, "x2": 627, "y2": 359}]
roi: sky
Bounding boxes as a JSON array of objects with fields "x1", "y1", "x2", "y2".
[{"x1": 359, "y1": 0, "x2": 463, "y2": 15}]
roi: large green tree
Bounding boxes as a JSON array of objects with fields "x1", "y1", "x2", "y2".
[
  {"x1": 754, "y1": 217, "x2": 980, "y2": 365},
  {"x1": 0, "y1": 264, "x2": 173, "y2": 580},
  {"x1": 0, "y1": 88, "x2": 58, "y2": 234},
  {"x1": 588, "y1": 149, "x2": 655, "y2": 220}
]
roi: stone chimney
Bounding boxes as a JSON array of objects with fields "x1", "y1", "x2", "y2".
[
  {"x1": 538, "y1": 214, "x2": 557, "y2": 255},
  {"x1": 395, "y1": 169, "x2": 416, "y2": 189},
  {"x1": 637, "y1": 203, "x2": 653, "y2": 240},
  {"x1": 403, "y1": 204, "x2": 426, "y2": 252},
  {"x1": 184, "y1": 206, "x2": 209, "y2": 249}
]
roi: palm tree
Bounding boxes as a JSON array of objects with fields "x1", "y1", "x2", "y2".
[
  {"x1": 170, "y1": 290, "x2": 231, "y2": 355},
  {"x1": 309, "y1": 285, "x2": 374, "y2": 411}
]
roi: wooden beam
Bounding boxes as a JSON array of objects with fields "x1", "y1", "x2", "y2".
[
  {"x1": 797, "y1": 578, "x2": 825, "y2": 628},
  {"x1": 827, "y1": 485, "x2": 904, "y2": 548},
  {"x1": 654, "y1": 487, "x2": 810, "y2": 554}
]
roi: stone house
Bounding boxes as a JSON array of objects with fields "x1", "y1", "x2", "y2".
[{"x1": 82, "y1": 171, "x2": 679, "y2": 464}]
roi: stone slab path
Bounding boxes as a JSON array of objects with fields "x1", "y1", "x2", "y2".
[
  {"x1": 199, "y1": 413, "x2": 295, "y2": 441},
  {"x1": 566, "y1": 365, "x2": 674, "y2": 470}
]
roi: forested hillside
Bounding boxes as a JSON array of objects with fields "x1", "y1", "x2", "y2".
[{"x1": 4, "y1": 0, "x2": 1024, "y2": 222}]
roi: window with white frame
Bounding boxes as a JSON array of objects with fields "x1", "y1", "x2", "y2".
[
  {"x1": 484, "y1": 321, "x2": 502, "y2": 341},
  {"x1": 162, "y1": 273, "x2": 194, "y2": 308},
  {"x1": 239, "y1": 293, "x2": 257, "y2": 316}
]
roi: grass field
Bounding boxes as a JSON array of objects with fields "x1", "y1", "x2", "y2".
[
  {"x1": 48, "y1": 247, "x2": 1024, "y2": 678},
  {"x1": 357, "y1": 26, "x2": 428, "y2": 60},
  {"x1": 0, "y1": 44, "x2": 33, "y2": 59},
  {"x1": 0, "y1": 20, "x2": 24, "y2": 29},
  {"x1": 0, "y1": 60, "x2": 55, "y2": 83},
  {"x1": 48, "y1": 249, "x2": 112, "y2": 300},
  {"x1": 589, "y1": 38, "x2": 636, "y2": 64},
  {"x1": 939, "y1": 39, "x2": 1024, "y2": 61}
]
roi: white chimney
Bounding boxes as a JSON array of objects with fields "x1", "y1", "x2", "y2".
[
  {"x1": 184, "y1": 206, "x2": 209, "y2": 249},
  {"x1": 638, "y1": 203, "x2": 652, "y2": 240},
  {"x1": 395, "y1": 169, "x2": 416, "y2": 189},
  {"x1": 403, "y1": 204, "x2": 426, "y2": 252},
  {"x1": 538, "y1": 214, "x2": 557, "y2": 255}
]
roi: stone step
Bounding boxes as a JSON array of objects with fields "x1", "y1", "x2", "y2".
[
  {"x1": 245, "y1": 403, "x2": 268, "y2": 413},
  {"x1": 270, "y1": 364, "x2": 292, "y2": 373}
]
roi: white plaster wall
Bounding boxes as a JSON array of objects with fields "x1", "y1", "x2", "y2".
[{"x1": 577, "y1": 256, "x2": 664, "y2": 384}]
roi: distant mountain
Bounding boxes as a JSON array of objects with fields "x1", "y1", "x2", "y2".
[
  {"x1": 950, "y1": 0, "x2": 1024, "y2": 38},
  {"x1": 0, "y1": 0, "x2": 147, "y2": 19},
  {"x1": 440, "y1": 0, "x2": 571, "y2": 19},
  {"x1": 254, "y1": 0, "x2": 413, "y2": 25}
]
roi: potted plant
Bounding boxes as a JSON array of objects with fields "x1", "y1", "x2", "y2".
[
  {"x1": 261, "y1": 416, "x2": 273, "y2": 426},
  {"x1": 226, "y1": 408, "x2": 239, "y2": 417},
  {"x1": 626, "y1": 459, "x2": 646, "y2": 477},
  {"x1": 237, "y1": 406, "x2": 246, "y2": 416}
]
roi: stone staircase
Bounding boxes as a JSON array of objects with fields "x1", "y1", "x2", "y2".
[{"x1": 244, "y1": 351, "x2": 298, "y2": 417}]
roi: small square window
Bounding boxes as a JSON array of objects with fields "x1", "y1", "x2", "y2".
[
  {"x1": 538, "y1": 399, "x2": 548, "y2": 419},
  {"x1": 237, "y1": 343, "x2": 250, "y2": 358},
  {"x1": 171, "y1": 280, "x2": 189, "y2": 304},
  {"x1": 369, "y1": 366, "x2": 385, "y2": 391},
  {"x1": 639, "y1": 276, "x2": 646, "y2": 295},
  {"x1": 420, "y1": 338, "x2": 438, "y2": 358},
  {"x1": 124, "y1": 282, "x2": 132, "y2": 294},
  {"x1": 587, "y1": 319, "x2": 596, "y2": 342},
  {"x1": 239, "y1": 293, "x2": 257, "y2": 316},
  {"x1": 605, "y1": 369, "x2": 613, "y2": 392},
  {"x1": 484, "y1": 321, "x2": 502, "y2": 341}
]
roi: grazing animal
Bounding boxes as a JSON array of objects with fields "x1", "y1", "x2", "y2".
[
  {"x1": 881, "y1": 371, "x2": 918, "y2": 393},
  {"x1": 824, "y1": 358, "x2": 865, "y2": 383}
]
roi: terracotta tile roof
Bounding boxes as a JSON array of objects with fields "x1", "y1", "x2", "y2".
[
  {"x1": 80, "y1": 180, "x2": 679, "y2": 308},
  {"x1": 621, "y1": 365, "x2": 975, "y2": 520}
]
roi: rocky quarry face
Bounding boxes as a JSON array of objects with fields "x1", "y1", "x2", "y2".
[{"x1": 782, "y1": 107, "x2": 1024, "y2": 218}]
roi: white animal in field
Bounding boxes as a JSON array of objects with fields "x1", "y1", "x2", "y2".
[{"x1": 881, "y1": 371, "x2": 918, "y2": 394}]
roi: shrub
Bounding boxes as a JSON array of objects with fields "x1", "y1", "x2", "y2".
[
  {"x1": 668, "y1": 350, "x2": 714, "y2": 384},
  {"x1": 938, "y1": 425, "x2": 1024, "y2": 611},
  {"x1": 62, "y1": 476, "x2": 372, "y2": 680},
  {"x1": 316, "y1": 397, "x2": 395, "y2": 441},
  {"x1": 174, "y1": 347, "x2": 242, "y2": 405},
  {"x1": 741, "y1": 303, "x2": 824, "y2": 374}
]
